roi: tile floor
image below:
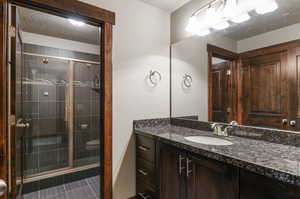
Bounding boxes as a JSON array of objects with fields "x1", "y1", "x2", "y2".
[{"x1": 23, "y1": 175, "x2": 100, "y2": 199}]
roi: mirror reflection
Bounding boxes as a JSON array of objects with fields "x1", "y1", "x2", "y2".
[{"x1": 171, "y1": 0, "x2": 300, "y2": 131}]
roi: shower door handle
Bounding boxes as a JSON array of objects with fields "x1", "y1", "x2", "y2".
[
  {"x1": 16, "y1": 118, "x2": 30, "y2": 128},
  {"x1": 0, "y1": 180, "x2": 7, "y2": 196}
]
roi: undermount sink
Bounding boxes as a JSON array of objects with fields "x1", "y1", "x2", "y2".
[{"x1": 184, "y1": 136, "x2": 233, "y2": 146}]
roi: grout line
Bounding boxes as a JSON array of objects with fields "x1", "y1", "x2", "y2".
[{"x1": 86, "y1": 178, "x2": 98, "y2": 197}]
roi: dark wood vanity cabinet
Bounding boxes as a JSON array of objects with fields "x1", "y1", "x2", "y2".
[
  {"x1": 159, "y1": 144, "x2": 238, "y2": 199},
  {"x1": 135, "y1": 134, "x2": 300, "y2": 199},
  {"x1": 186, "y1": 155, "x2": 238, "y2": 199},
  {"x1": 159, "y1": 145, "x2": 186, "y2": 199},
  {"x1": 135, "y1": 134, "x2": 158, "y2": 199},
  {"x1": 239, "y1": 170, "x2": 300, "y2": 199}
]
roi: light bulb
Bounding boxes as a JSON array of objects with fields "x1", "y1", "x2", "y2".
[
  {"x1": 231, "y1": 13, "x2": 251, "y2": 23},
  {"x1": 212, "y1": 21, "x2": 230, "y2": 30},
  {"x1": 256, "y1": 1, "x2": 278, "y2": 14}
]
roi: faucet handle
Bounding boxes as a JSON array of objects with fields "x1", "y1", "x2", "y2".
[
  {"x1": 230, "y1": 121, "x2": 238, "y2": 126},
  {"x1": 211, "y1": 123, "x2": 217, "y2": 129}
]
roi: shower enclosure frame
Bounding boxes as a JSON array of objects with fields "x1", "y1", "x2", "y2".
[{"x1": 0, "y1": 1, "x2": 115, "y2": 199}]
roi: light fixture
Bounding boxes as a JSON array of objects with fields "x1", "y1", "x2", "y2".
[
  {"x1": 185, "y1": 0, "x2": 278, "y2": 37},
  {"x1": 231, "y1": 13, "x2": 250, "y2": 23},
  {"x1": 68, "y1": 19, "x2": 85, "y2": 26},
  {"x1": 185, "y1": 16, "x2": 199, "y2": 34},
  {"x1": 256, "y1": 0, "x2": 278, "y2": 15},
  {"x1": 212, "y1": 21, "x2": 229, "y2": 30},
  {"x1": 196, "y1": 29, "x2": 210, "y2": 36}
]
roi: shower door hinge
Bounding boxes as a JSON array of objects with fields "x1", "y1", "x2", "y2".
[
  {"x1": 8, "y1": 115, "x2": 16, "y2": 126},
  {"x1": 9, "y1": 26, "x2": 16, "y2": 38}
]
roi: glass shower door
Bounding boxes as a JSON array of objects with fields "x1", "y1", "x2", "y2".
[
  {"x1": 23, "y1": 55, "x2": 69, "y2": 176},
  {"x1": 73, "y1": 61, "x2": 101, "y2": 167}
]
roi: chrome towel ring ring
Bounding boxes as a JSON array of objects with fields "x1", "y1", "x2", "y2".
[
  {"x1": 183, "y1": 74, "x2": 193, "y2": 88},
  {"x1": 149, "y1": 70, "x2": 162, "y2": 85}
]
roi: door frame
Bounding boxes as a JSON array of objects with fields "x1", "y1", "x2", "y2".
[
  {"x1": 0, "y1": 1, "x2": 115, "y2": 199},
  {"x1": 207, "y1": 44, "x2": 239, "y2": 122}
]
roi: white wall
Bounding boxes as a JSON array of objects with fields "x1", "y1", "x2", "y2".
[
  {"x1": 21, "y1": 32, "x2": 100, "y2": 55},
  {"x1": 238, "y1": 22, "x2": 300, "y2": 53},
  {"x1": 79, "y1": 0, "x2": 170, "y2": 198},
  {"x1": 172, "y1": 34, "x2": 236, "y2": 119}
]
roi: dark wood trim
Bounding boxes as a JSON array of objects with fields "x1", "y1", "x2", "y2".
[
  {"x1": 0, "y1": 1, "x2": 114, "y2": 199},
  {"x1": 9, "y1": 0, "x2": 115, "y2": 25},
  {"x1": 102, "y1": 22, "x2": 113, "y2": 199},
  {"x1": 207, "y1": 44, "x2": 239, "y2": 60},
  {"x1": 239, "y1": 40, "x2": 300, "y2": 58},
  {"x1": 207, "y1": 44, "x2": 239, "y2": 122},
  {"x1": 208, "y1": 50, "x2": 213, "y2": 121},
  {"x1": 0, "y1": 1, "x2": 8, "y2": 199}
]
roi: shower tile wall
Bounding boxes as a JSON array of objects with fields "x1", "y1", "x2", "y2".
[{"x1": 23, "y1": 44, "x2": 101, "y2": 177}]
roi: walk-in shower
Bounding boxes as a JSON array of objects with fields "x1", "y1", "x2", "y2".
[
  {"x1": 10, "y1": 5, "x2": 103, "y2": 194},
  {"x1": 23, "y1": 49, "x2": 101, "y2": 178}
]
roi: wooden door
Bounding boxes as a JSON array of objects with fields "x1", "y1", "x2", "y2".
[
  {"x1": 212, "y1": 61, "x2": 231, "y2": 123},
  {"x1": 240, "y1": 51, "x2": 289, "y2": 129},
  {"x1": 186, "y1": 155, "x2": 238, "y2": 199},
  {"x1": 291, "y1": 46, "x2": 300, "y2": 131},
  {"x1": 159, "y1": 145, "x2": 186, "y2": 199},
  {"x1": 9, "y1": 5, "x2": 25, "y2": 199}
]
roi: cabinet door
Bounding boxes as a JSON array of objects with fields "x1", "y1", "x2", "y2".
[
  {"x1": 240, "y1": 170, "x2": 299, "y2": 199},
  {"x1": 186, "y1": 155, "x2": 238, "y2": 199},
  {"x1": 159, "y1": 145, "x2": 186, "y2": 199}
]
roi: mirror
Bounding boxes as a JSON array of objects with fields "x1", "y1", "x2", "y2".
[{"x1": 171, "y1": 0, "x2": 300, "y2": 131}]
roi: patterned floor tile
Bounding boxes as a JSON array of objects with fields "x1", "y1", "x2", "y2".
[{"x1": 22, "y1": 175, "x2": 100, "y2": 199}]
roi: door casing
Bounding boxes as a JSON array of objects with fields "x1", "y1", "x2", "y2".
[{"x1": 0, "y1": 1, "x2": 115, "y2": 199}]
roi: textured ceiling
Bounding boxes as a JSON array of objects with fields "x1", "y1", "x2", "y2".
[
  {"x1": 141, "y1": 0, "x2": 192, "y2": 12},
  {"x1": 18, "y1": 7, "x2": 100, "y2": 45},
  {"x1": 215, "y1": 0, "x2": 300, "y2": 40}
]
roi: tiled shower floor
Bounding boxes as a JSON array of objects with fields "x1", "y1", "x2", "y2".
[{"x1": 23, "y1": 176, "x2": 100, "y2": 199}]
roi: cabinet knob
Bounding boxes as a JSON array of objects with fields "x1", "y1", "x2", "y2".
[
  {"x1": 138, "y1": 146, "x2": 149, "y2": 151},
  {"x1": 282, "y1": 119, "x2": 288, "y2": 125},
  {"x1": 138, "y1": 193, "x2": 151, "y2": 199},
  {"x1": 137, "y1": 169, "x2": 148, "y2": 176},
  {"x1": 290, "y1": 120, "x2": 296, "y2": 127}
]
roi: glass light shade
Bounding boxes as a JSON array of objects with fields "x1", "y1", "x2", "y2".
[
  {"x1": 231, "y1": 13, "x2": 250, "y2": 23},
  {"x1": 256, "y1": 1, "x2": 278, "y2": 14},
  {"x1": 196, "y1": 29, "x2": 210, "y2": 36},
  {"x1": 185, "y1": 16, "x2": 199, "y2": 33},
  {"x1": 222, "y1": 0, "x2": 238, "y2": 18},
  {"x1": 212, "y1": 21, "x2": 230, "y2": 30}
]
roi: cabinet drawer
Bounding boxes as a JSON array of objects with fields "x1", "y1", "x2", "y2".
[
  {"x1": 137, "y1": 158, "x2": 155, "y2": 187},
  {"x1": 137, "y1": 182, "x2": 156, "y2": 199},
  {"x1": 136, "y1": 135, "x2": 155, "y2": 163}
]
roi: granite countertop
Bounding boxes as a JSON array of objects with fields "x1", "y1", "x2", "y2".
[{"x1": 135, "y1": 125, "x2": 300, "y2": 186}]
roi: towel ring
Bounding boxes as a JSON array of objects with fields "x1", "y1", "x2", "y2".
[
  {"x1": 149, "y1": 70, "x2": 162, "y2": 85},
  {"x1": 183, "y1": 74, "x2": 192, "y2": 88}
]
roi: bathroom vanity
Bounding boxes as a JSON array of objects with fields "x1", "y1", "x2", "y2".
[{"x1": 134, "y1": 119, "x2": 300, "y2": 199}]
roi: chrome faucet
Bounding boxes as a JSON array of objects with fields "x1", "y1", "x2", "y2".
[
  {"x1": 211, "y1": 122, "x2": 237, "y2": 137},
  {"x1": 211, "y1": 123, "x2": 223, "y2": 136}
]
